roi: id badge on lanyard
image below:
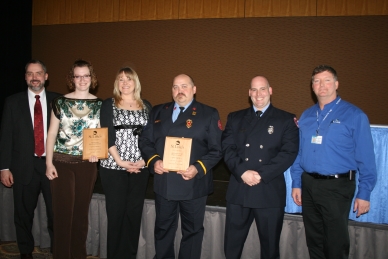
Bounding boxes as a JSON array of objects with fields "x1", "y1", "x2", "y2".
[
  {"x1": 311, "y1": 135, "x2": 323, "y2": 144},
  {"x1": 313, "y1": 98, "x2": 341, "y2": 145}
]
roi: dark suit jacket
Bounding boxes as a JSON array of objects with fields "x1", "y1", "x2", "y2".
[
  {"x1": 0, "y1": 90, "x2": 60, "y2": 185},
  {"x1": 222, "y1": 104, "x2": 299, "y2": 208},
  {"x1": 139, "y1": 99, "x2": 223, "y2": 200}
]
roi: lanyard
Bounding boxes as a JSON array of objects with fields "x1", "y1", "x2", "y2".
[{"x1": 316, "y1": 98, "x2": 341, "y2": 136}]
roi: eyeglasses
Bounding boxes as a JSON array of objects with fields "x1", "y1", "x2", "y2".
[{"x1": 73, "y1": 75, "x2": 91, "y2": 80}]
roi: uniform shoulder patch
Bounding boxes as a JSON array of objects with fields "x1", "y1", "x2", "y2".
[
  {"x1": 294, "y1": 117, "x2": 299, "y2": 128},
  {"x1": 218, "y1": 120, "x2": 223, "y2": 130}
]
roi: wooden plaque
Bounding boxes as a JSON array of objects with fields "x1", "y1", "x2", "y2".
[
  {"x1": 82, "y1": 128, "x2": 108, "y2": 160},
  {"x1": 163, "y1": 137, "x2": 192, "y2": 171}
]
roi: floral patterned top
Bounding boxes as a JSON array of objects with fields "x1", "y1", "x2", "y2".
[{"x1": 52, "y1": 96, "x2": 102, "y2": 156}]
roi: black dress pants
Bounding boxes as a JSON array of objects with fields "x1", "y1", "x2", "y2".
[
  {"x1": 224, "y1": 203, "x2": 284, "y2": 259},
  {"x1": 99, "y1": 166, "x2": 149, "y2": 259},
  {"x1": 12, "y1": 157, "x2": 53, "y2": 254},
  {"x1": 154, "y1": 194, "x2": 207, "y2": 259},
  {"x1": 302, "y1": 172, "x2": 356, "y2": 259}
]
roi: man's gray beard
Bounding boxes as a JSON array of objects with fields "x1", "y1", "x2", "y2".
[{"x1": 28, "y1": 81, "x2": 45, "y2": 92}]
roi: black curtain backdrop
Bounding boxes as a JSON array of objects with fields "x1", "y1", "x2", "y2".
[{"x1": 0, "y1": 1, "x2": 32, "y2": 122}]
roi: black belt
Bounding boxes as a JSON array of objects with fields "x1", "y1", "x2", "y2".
[
  {"x1": 306, "y1": 170, "x2": 356, "y2": 180},
  {"x1": 114, "y1": 125, "x2": 141, "y2": 130},
  {"x1": 114, "y1": 125, "x2": 143, "y2": 136},
  {"x1": 34, "y1": 156, "x2": 46, "y2": 160}
]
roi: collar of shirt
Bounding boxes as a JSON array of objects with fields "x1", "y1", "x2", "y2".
[
  {"x1": 253, "y1": 102, "x2": 270, "y2": 117},
  {"x1": 172, "y1": 99, "x2": 194, "y2": 121},
  {"x1": 28, "y1": 87, "x2": 46, "y2": 101},
  {"x1": 174, "y1": 99, "x2": 193, "y2": 112},
  {"x1": 316, "y1": 95, "x2": 341, "y2": 115},
  {"x1": 28, "y1": 88, "x2": 47, "y2": 118}
]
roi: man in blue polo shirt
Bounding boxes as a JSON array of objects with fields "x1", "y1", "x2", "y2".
[{"x1": 291, "y1": 65, "x2": 377, "y2": 259}]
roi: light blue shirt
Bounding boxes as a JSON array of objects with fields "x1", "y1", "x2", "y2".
[
  {"x1": 253, "y1": 102, "x2": 270, "y2": 117},
  {"x1": 172, "y1": 99, "x2": 194, "y2": 122}
]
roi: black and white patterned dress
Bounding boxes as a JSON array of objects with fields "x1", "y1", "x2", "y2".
[{"x1": 100, "y1": 101, "x2": 148, "y2": 170}]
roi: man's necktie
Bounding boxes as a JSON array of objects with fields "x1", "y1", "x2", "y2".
[
  {"x1": 34, "y1": 95, "x2": 44, "y2": 157},
  {"x1": 177, "y1": 107, "x2": 185, "y2": 119},
  {"x1": 256, "y1": 110, "x2": 262, "y2": 118}
]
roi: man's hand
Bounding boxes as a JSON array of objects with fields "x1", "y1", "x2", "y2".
[
  {"x1": 241, "y1": 170, "x2": 261, "y2": 186},
  {"x1": 0, "y1": 170, "x2": 14, "y2": 187},
  {"x1": 154, "y1": 160, "x2": 169, "y2": 175},
  {"x1": 178, "y1": 165, "x2": 198, "y2": 180},
  {"x1": 292, "y1": 188, "x2": 302, "y2": 206},
  {"x1": 353, "y1": 198, "x2": 370, "y2": 217}
]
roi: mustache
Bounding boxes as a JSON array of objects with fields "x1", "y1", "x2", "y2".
[
  {"x1": 30, "y1": 80, "x2": 42, "y2": 83},
  {"x1": 28, "y1": 80, "x2": 45, "y2": 90},
  {"x1": 177, "y1": 93, "x2": 186, "y2": 97}
]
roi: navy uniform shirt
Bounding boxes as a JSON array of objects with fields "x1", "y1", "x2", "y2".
[{"x1": 291, "y1": 96, "x2": 377, "y2": 201}]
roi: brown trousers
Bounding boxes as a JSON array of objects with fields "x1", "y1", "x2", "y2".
[{"x1": 51, "y1": 153, "x2": 97, "y2": 259}]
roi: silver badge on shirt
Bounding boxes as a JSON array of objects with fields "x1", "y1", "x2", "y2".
[{"x1": 268, "y1": 126, "x2": 274, "y2": 134}]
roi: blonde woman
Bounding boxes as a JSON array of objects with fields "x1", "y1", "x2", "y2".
[{"x1": 99, "y1": 67, "x2": 151, "y2": 259}]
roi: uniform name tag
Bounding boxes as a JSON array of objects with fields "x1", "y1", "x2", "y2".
[{"x1": 311, "y1": 135, "x2": 323, "y2": 144}]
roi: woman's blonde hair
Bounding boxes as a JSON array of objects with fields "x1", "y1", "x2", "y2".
[{"x1": 113, "y1": 67, "x2": 143, "y2": 109}]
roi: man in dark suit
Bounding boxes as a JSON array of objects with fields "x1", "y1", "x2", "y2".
[
  {"x1": 222, "y1": 76, "x2": 299, "y2": 259},
  {"x1": 0, "y1": 60, "x2": 59, "y2": 259},
  {"x1": 139, "y1": 74, "x2": 223, "y2": 259}
]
